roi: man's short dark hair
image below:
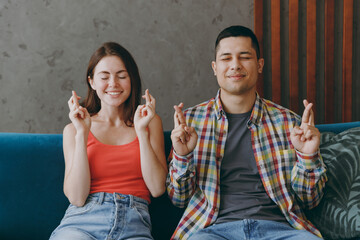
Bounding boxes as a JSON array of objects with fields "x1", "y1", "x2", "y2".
[{"x1": 215, "y1": 25, "x2": 260, "y2": 59}]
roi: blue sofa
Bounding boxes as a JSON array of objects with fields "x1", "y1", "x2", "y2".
[{"x1": 1, "y1": 122, "x2": 360, "y2": 240}]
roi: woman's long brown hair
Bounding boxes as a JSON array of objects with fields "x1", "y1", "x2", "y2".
[{"x1": 82, "y1": 42, "x2": 141, "y2": 127}]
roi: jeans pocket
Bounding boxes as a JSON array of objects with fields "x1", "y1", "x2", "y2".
[
  {"x1": 64, "y1": 200, "x2": 97, "y2": 218},
  {"x1": 132, "y1": 203, "x2": 152, "y2": 230}
]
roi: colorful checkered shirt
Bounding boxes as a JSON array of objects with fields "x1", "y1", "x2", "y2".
[{"x1": 166, "y1": 90, "x2": 327, "y2": 239}]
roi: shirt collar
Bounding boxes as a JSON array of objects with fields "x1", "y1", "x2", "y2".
[
  {"x1": 214, "y1": 89, "x2": 264, "y2": 124},
  {"x1": 249, "y1": 92, "x2": 264, "y2": 126},
  {"x1": 214, "y1": 89, "x2": 225, "y2": 120}
]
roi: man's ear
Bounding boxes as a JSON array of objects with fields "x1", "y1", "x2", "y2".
[
  {"x1": 257, "y1": 58, "x2": 264, "y2": 73},
  {"x1": 211, "y1": 61, "x2": 217, "y2": 76},
  {"x1": 88, "y1": 76, "x2": 95, "y2": 90}
]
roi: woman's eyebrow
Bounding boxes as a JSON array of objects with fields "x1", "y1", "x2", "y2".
[
  {"x1": 97, "y1": 71, "x2": 110, "y2": 75},
  {"x1": 116, "y1": 70, "x2": 127, "y2": 74},
  {"x1": 97, "y1": 70, "x2": 127, "y2": 75}
]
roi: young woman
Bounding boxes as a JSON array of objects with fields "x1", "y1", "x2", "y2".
[{"x1": 50, "y1": 42, "x2": 167, "y2": 240}]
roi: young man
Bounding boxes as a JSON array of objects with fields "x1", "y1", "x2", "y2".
[{"x1": 166, "y1": 25, "x2": 327, "y2": 240}]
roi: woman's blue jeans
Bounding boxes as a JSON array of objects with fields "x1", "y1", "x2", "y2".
[
  {"x1": 188, "y1": 219, "x2": 322, "y2": 240},
  {"x1": 49, "y1": 192, "x2": 153, "y2": 240}
]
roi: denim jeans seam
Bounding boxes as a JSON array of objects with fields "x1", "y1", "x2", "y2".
[
  {"x1": 51, "y1": 227, "x2": 97, "y2": 240},
  {"x1": 64, "y1": 200, "x2": 97, "y2": 218},
  {"x1": 96, "y1": 192, "x2": 105, "y2": 205},
  {"x1": 50, "y1": 193, "x2": 153, "y2": 240},
  {"x1": 132, "y1": 205, "x2": 152, "y2": 230}
]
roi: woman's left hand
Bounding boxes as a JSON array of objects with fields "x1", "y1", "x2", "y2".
[{"x1": 134, "y1": 89, "x2": 156, "y2": 133}]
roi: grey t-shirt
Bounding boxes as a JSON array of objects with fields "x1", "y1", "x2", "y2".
[{"x1": 215, "y1": 111, "x2": 288, "y2": 225}]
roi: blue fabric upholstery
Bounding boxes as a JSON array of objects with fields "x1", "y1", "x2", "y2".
[
  {"x1": 0, "y1": 122, "x2": 359, "y2": 240},
  {"x1": 306, "y1": 127, "x2": 360, "y2": 239},
  {"x1": 0, "y1": 133, "x2": 67, "y2": 240},
  {"x1": 316, "y1": 121, "x2": 360, "y2": 134}
]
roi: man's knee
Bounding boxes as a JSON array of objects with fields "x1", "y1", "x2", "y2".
[
  {"x1": 295, "y1": 230, "x2": 322, "y2": 240},
  {"x1": 189, "y1": 231, "x2": 224, "y2": 240}
]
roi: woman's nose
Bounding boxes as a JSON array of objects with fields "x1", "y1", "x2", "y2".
[{"x1": 109, "y1": 76, "x2": 118, "y2": 86}]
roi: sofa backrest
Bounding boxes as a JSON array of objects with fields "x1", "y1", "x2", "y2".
[
  {"x1": 1, "y1": 121, "x2": 359, "y2": 240},
  {"x1": 0, "y1": 133, "x2": 67, "y2": 240},
  {"x1": 0, "y1": 131, "x2": 182, "y2": 240}
]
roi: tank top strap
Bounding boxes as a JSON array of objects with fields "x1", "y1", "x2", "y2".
[{"x1": 87, "y1": 131, "x2": 97, "y2": 146}]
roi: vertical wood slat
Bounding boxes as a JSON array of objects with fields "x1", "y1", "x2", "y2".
[
  {"x1": 342, "y1": 0, "x2": 353, "y2": 122},
  {"x1": 289, "y1": 0, "x2": 299, "y2": 114},
  {"x1": 255, "y1": 0, "x2": 357, "y2": 123},
  {"x1": 325, "y1": 0, "x2": 335, "y2": 123},
  {"x1": 254, "y1": 0, "x2": 264, "y2": 97},
  {"x1": 306, "y1": 1, "x2": 316, "y2": 106},
  {"x1": 271, "y1": 0, "x2": 281, "y2": 104}
]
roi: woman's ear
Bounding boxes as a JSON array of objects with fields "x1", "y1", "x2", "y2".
[{"x1": 88, "y1": 76, "x2": 95, "y2": 90}]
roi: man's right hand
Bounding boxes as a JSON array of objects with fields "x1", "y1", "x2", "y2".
[{"x1": 171, "y1": 103, "x2": 198, "y2": 156}]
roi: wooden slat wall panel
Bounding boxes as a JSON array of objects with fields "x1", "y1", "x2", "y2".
[
  {"x1": 271, "y1": 0, "x2": 281, "y2": 103},
  {"x1": 254, "y1": 0, "x2": 358, "y2": 123},
  {"x1": 342, "y1": 0, "x2": 353, "y2": 122},
  {"x1": 289, "y1": 0, "x2": 299, "y2": 114},
  {"x1": 254, "y1": 0, "x2": 264, "y2": 97},
  {"x1": 325, "y1": 0, "x2": 335, "y2": 123},
  {"x1": 306, "y1": 1, "x2": 316, "y2": 107}
]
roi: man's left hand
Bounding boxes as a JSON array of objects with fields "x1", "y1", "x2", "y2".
[{"x1": 290, "y1": 100, "x2": 320, "y2": 154}]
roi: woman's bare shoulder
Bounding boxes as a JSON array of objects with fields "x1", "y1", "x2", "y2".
[{"x1": 63, "y1": 123, "x2": 76, "y2": 137}]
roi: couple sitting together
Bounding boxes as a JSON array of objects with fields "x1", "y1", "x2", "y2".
[{"x1": 49, "y1": 25, "x2": 327, "y2": 240}]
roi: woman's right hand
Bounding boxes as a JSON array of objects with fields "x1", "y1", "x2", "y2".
[{"x1": 68, "y1": 90, "x2": 91, "y2": 133}]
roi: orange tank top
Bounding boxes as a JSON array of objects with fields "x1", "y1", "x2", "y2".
[{"x1": 87, "y1": 131, "x2": 150, "y2": 203}]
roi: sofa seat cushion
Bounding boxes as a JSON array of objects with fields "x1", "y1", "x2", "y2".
[{"x1": 306, "y1": 127, "x2": 360, "y2": 240}]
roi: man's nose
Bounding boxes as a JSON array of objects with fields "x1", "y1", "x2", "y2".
[{"x1": 231, "y1": 59, "x2": 243, "y2": 70}]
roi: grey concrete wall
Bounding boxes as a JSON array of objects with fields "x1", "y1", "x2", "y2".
[{"x1": 0, "y1": 0, "x2": 253, "y2": 133}]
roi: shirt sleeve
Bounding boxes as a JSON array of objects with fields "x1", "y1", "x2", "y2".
[
  {"x1": 166, "y1": 149, "x2": 197, "y2": 208},
  {"x1": 291, "y1": 150, "x2": 328, "y2": 209}
]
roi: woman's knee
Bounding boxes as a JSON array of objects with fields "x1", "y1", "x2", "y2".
[{"x1": 50, "y1": 227, "x2": 96, "y2": 240}]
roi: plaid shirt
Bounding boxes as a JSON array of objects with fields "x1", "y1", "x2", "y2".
[{"x1": 166, "y1": 90, "x2": 327, "y2": 239}]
